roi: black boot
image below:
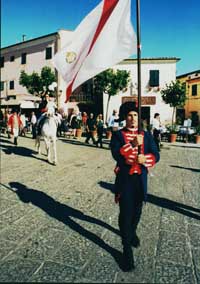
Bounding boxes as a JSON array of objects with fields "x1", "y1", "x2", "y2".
[
  {"x1": 131, "y1": 232, "x2": 140, "y2": 248},
  {"x1": 122, "y1": 246, "x2": 134, "y2": 272},
  {"x1": 14, "y1": 137, "x2": 18, "y2": 145}
]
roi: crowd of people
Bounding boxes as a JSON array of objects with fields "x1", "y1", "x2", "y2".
[{"x1": 0, "y1": 102, "x2": 165, "y2": 151}]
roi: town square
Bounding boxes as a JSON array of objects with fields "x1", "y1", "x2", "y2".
[
  {"x1": 1, "y1": 0, "x2": 200, "y2": 282},
  {"x1": 0, "y1": 132, "x2": 200, "y2": 282}
]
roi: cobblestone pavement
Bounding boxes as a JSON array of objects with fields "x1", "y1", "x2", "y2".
[{"x1": 0, "y1": 132, "x2": 200, "y2": 283}]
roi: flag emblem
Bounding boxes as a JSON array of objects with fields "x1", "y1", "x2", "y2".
[
  {"x1": 53, "y1": 0, "x2": 136, "y2": 102},
  {"x1": 65, "y1": 52, "x2": 77, "y2": 64}
]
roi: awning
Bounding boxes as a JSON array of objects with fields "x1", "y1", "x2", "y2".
[
  {"x1": 15, "y1": 94, "x2": 41, "y2": 102},
  {"x1": 0, "y1": 99, "x2": 21, "y2": 106},
  {"x1": 20, "y1": 101, "x2": 39, "y2": 109},
  {"x1": 0, "y1": 99, "x2": 39, "y2": 108}
]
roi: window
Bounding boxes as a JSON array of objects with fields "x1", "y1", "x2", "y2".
[
  {"x1": 0, "y1": 81, "x2": 4, "y2": 91},
  {"x1": 149, "y1": 70, "x2": 159, "y2": 87},
  {"x1": 0, "y1": 57, "x2": 4, "y2": 68},
  {"x1": 10, "y1": 81, "x2": 14, "y2": 90},
  {"x1": 21, "y1": 53, "x2": 26, "y2": 64},
  {"x1": 10, "y1": 55, "x2": 15, "y2": 62},
  {"x1": 192, "y1": 84, "x2": 197, "y2": 96},
  {"x1": 46, "y1": 47, "x2": 52, "y2": 60}
]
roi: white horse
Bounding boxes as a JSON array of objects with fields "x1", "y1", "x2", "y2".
[{"x1": 35, "y1": 108, "x2": 61, "y2": 165}]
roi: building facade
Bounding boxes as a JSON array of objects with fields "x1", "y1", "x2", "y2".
[
  {"x1": 1, "y1": 31, "x2": 180, "y2": 125},
  {"x1": 176, "y1": 70, "x2": 200, "y2": 126},
  {"x1": 103, "y1": 58, "x2": 180, "y2": 125}
]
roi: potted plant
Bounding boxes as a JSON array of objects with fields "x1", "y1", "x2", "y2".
[
  {"x1": 167, "y1": 124, "x2": 178, "y2": 143},
  {"x1": 106, "y1": 127, "x2": 112, "y2": 139},
  {"x1": 161, "y1": 80, "x2": 186, "y2": 143},
  {"x1": 76, "y1": 119, "x2": 83, "y2": 138},
  {"x1": 195, "y1": 124, "x2": 200, "y2": 144}
]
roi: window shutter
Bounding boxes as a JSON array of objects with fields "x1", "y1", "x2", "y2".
[
  {"x1": 46, "y1": 47, "x2": 52, "y2": 60},
  {"x1": 10, "y1": 56, "x2": 15, "y2": 62},
  {"x1": 21, "y1": 53, "x2": 26, "y2": 64},
  {"x1": 10, "y1": 81, "x2": 14, "y2": 90},
  {"x1": 0, "y1": 81, "x2": 4, "y2": 91},
  {"x1": 0, "y1": 57, "x2": 4, "y2": 68},
  {"x1": 149, "y1": 70, "x2": 159, "y2": 87},
  {"x1": 192, "y1": 84, "x2": 197, "y2": 96}
]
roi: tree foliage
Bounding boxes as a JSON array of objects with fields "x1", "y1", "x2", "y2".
[
  {"x1": 19, "y1": 66, "x2": 56, "y2": 96},
  {"x1": 94, "y1": 68, "x2": 130, "y2": 121},
  {"x1": 161, "y1": 80, "x2": 186, "y2": 126}
]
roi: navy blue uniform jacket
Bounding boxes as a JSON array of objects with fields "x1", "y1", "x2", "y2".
[{"x1": 110, "y1": 129, "x2": 160, "y2": 201}]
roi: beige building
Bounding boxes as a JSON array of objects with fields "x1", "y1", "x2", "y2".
[
  {"x1": 177, "y1": 70, "x2": 200, "y2": 125},
  {"x1": 1, "y1": 31, "x2": 180, "y2": 124},
  {"x1": 0, "y1": 30, "x2": 73, "y2": 111}
]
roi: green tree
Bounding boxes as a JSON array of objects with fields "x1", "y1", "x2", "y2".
[
  {"x1": 19, "y1": 66, "x2": 56, "y2": 97},
  {"x1": 94, "y1": 68, "x2": 130, "y2": 122},
  {"x1": 161, "y1": 80, "x2": 186, "y2": 127}
]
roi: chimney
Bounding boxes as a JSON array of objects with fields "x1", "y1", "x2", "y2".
[{"x1": 22, "y1": 34, "x2": 26, "y2": 42}]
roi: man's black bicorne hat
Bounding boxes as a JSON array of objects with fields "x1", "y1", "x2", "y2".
[{"x1": 115, "y1": 101, "x2": 138, "y2": 122}]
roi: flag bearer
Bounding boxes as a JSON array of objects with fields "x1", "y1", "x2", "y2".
[{"x1": 110, "y1": 102, "x2": 160, "y2": 271}]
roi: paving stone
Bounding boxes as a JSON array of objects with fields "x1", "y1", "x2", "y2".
[
  {"x1": 9, "y1": 227, "x2": 67, "y2": 261},
  {"x1": 156, "y1": 230, "x2": 192, "y2": 267},
  {"x1": 116, "y1": 256, "x2": 155, "y2": 283},
  {"x1": 0, "y1": 258, "x2": 41, "y2": 282},
  {"x1": 80, "y1": 249, "x2": 120, "y2": 283},
  {"x1": 192, "y1": 248, "x2": 200, "y2": 268},
  {"x1": 29, "y1": 261, "x2": 76, "y2": 282},
  {"x1": 196, "y1": 266, "x2": 200, "y2": 284},
  {"x1": 0, "y1": 203, "x2": 33, "y2": 231},
  {"x1": 1, "y1": 133, "x2": 200, "y2": 283},
  {"x1": 159, "y1": 209, "x2": 186, "y2": 234},
  {"x1": 50, "y1": 231, "x2": 98, "y2": 268},
  {"x1": 0, "y1": 186, "x2": 21, "y2": 201},
  {"x1": 155, "y1": 261, "x2": 195, "y2": 284},
  {"x1": 0, "y1": 222, "x2": 40, "y2": 244},
  {"x1": 73, "y1": 277, "x2": 100, "y2": 283},
  {"x1": 0, "y1": 198, "x2": 18, "y2": 213},
  {"x1": 0, "y1": 239, "x2": 17, "y2": 260},
  {"x1": 188, "y1": 224, "x2": 200, "y2": 248},
  {"x1": 14, "y1": 209, "x2": 48, "y2": 229}
]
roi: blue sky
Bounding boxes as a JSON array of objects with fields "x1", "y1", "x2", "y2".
[{"x1": 1, "y1": 0, "x2": 200, "y2": 75}]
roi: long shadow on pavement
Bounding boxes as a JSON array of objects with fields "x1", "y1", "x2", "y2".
[
  {"x1": 60, "y1": 137, "x2": 110, "y2": 150},
  {"x1": 147, "y1": 194, "x2": 200, "y2": 219},
  {"x1": 170, "y1": 165, "x2": 200, "y2": 173},
  {"x1": 99, "y1": 181, "x2": 200, "y2": 220},
  {"x1": 4, "y1": 182, "x2": 124, "y2": 270},
  {"x1": 0, "y1": 137, "x2": 14, "y2": 145},
  {"x1": 170, "y1": 144, "x2": 200, "y2": 150},
  {"x1": 0, "y1": 143, "x2": 47, "y2": 162}
]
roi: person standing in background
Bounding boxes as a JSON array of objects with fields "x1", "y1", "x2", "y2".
[
  {"x1": 96, "y1": 114, "x2": 104, "y2": 148},
  {"x1": 85, "y1": 113, "x2": 96, "y2": 144},
  {"x1": 82, "y1": 112, "x2": 88, "y2": 134},
  {"x1": 19, "y1": 113, "x2": 26, "y2": 137},
  {"x1": 152, "y1": 113, "x2": 161, "y2": 151},
  {"x1": 30, "y1": 111, "x2": 37, "y2": 139},
  {"x1": 107, "y1": 109, "x2": 119, "y2": 132},
  {"x1": 7, "y1": 109, "x2": 23, "y2": 145}
]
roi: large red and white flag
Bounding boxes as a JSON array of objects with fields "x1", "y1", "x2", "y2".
[{"x1": 53, "y1": 0, "x2": 136, "y2": 103}]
